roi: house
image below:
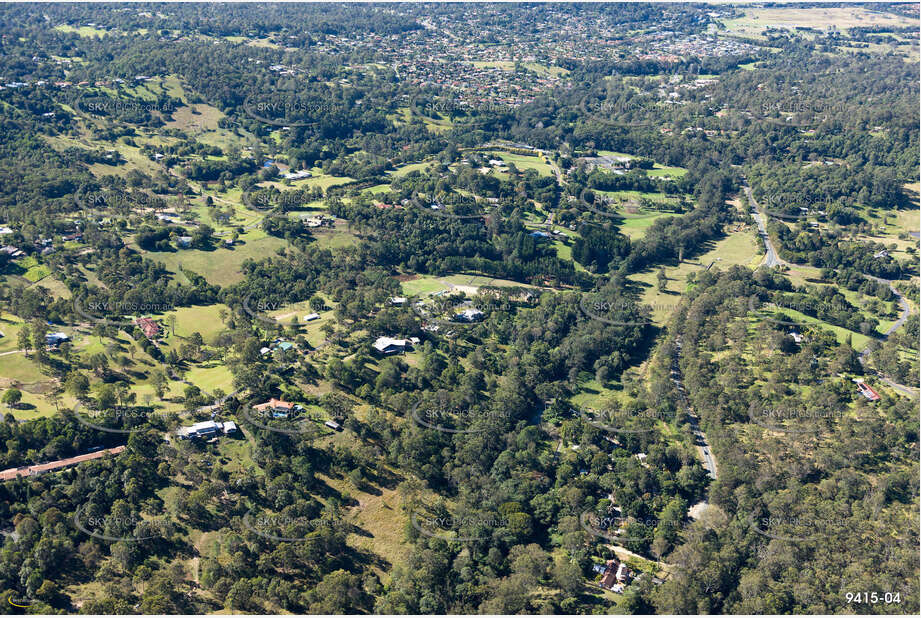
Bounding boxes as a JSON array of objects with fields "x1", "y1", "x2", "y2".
[
  {"x1": 0, "y1": 226, "x2": 13, "y2": 235},
  {"x1": 616, "y1": 563, "x2": 631, "y2": 583},
  {"x1": 283, "y1": 169, "x2": 312, "y2": 180},
  {"x1": 177, "y1": 420, "x2": 236, "y2": 440},
  {"x1": 324, "y1": 420, "x2": 343, "y2": 432},
  {"x1": 177, "y1": 236, "x2": 193, "y2": 248},
  {"x1": 873, "y1": 250, "x2": 889, "y2": 259},
  {"x1": 855, "y1": 381, "x2": 881, "y2": 402},
  {"x1": 788, "y1": 330, "x2": 804, "y2": 344},
  {"x1": 252, "y1": 398, "x2": 296, "y2": 415},
  {"x1": 0, "y1": 246, "x2": 25, "y2": 258},
  {"x1": 592, "y1": 564, "x2": 607, "y2": 575},
  {"x1": 135, "y1": 317, "x2": 160, "y2": 339},
  {"x1": 373, "y1": 336, "x2": 418, "y2": 355},
  {"x1": 599, "y1": 560, "x2": 619, "y2": 590},
  {"x1": 303, "y1": 313, "x2": 320, "y2": 322},
  {"x1": 529, "y1": 230, "x2": 551, "y2": 240},
  {"x1": 453, "y1": 307, "x2": 484, "y2": 323},
  {"x1": 389, "y1": 296, "x2": 408, "y2": 305},
  {"x1": 45, "y1": 332, "x2": 69, "y2": 347}
]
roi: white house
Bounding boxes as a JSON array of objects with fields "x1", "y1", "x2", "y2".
[
  {"x1": 373, "y1": 336, "x2": 419, "y2": 355},
  {"x1": 177, "y1": 420, "x2": 237, "y2": 440}
]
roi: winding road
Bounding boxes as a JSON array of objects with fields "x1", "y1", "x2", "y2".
[{"x1": 744, "y1": 183, "x2": 917, "y2": 397}]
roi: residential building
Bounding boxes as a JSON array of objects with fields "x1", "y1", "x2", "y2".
[
  {"x1": 253, "y1": 398, "x2": 297, "y2": 415},
  {"x1": 45, "y1": 332, "x2": 69, "y2": 346},
  {"x1": 373, "y1": 336, "x2": 419, "y2": 355},
  {"x1": 453, "y1": 307, "x2": 484, "y2": 322},
  {"x1": 177, "y1": 420, "x2": 237, "y2": 440},
  {"x1": 135, "y1": 317, "x2": 160, "y2": 339}
]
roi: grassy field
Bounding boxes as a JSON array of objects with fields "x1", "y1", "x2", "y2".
[
  {"x1": 647, "y1": 164, "x2": 688, "y2": 179},
  {"x1": 489, "y1": 151, "x2": 555, "y2": 177},
  {"x1": 390, "y1": 161, "x2": 432, "y2": 178},
  {"x1": 400, "y1": 275, "x2": 450, "y2": 297},
  {"x1": 629, "y1": 228, "x2": 761, "y2": 324},
  {"x1": 140, "y1": 231, "x2": 288, "y2": 287},
  {"x1": 719, "y1": 6, "x2": 918, "y2": 39},
  {"x1": 150, "y1": 304, "x2": 231, "y2": 345},
  {"x1": 53, "y1": 24, "x2": 108, "y2": 37}
]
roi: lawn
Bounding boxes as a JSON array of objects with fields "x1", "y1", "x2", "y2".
[
  {"x1": 141, "y1": 231, "x2": 288, "y2": 287},
  {"x1": 629, "y1": 229, "x2": 761, "y2": 324},
  {"x1": 489, "y1": 151, "x2": 554, "y2": 177},
  {"x1": 390, "y1": 161, "x2": 431, "y2": 178},
  {"x1": 150, "y1": 304, "x2": 231, "y2": 345},
  {"x1": 646, "y1": 164, "x2": 688, "y2": 179},
  {"x1": 54, "y1": 24, "x2": 108, "y2": 37},
  {"x1": 400, "y1": 275, "x2": 449, "y2": 297},
  {"x1": 719, "y1": 6, "x2": 917, "y2": 39}
]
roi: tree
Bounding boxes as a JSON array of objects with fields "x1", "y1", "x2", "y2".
[
  {"x1": 2, "y1": 388, "x2": 22, "y2": 409},
  {"x1": 17, "y1": 325, "x2": 31, "y2": 354}
]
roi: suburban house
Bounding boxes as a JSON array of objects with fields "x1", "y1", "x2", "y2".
[
  {"x1": 303, "y1": 313, "x2": 320, "y2": 322},
  {"x1": 598, "y1": 559, "x2": 619, "y2": 590},
  {"x1": 453, "y1": 307, "x2": 484, "y2": 323},
  {"x1": 45, "y1": 332, "x2": 69, "y2": 347},
  {"x1": 373, "y1": 336, "x2": 420, "y2": 355},
  {"x1": 252, "y1": 398, "x2": 297, "y2": 417},
  {"x1": 135, "y1": 317, "x2": 160, "y2": 339},
  {"x1": 0, "y1": 245, "x2": 25, "y2": 258},
  {"x1": 855, "y1": 380, "x2": 881, "y2": 402},
  {"x1": 177, "y1": 420, "x2": 238, "y2": 440},
  {"x1": 324, "y1": 420, "x2": 343, "y2": 431}
]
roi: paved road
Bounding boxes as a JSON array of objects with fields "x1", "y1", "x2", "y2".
[
  {"x1": 672, "y1": 337, "x2": 718, "y2": 480},
  {"x1": 744, "y1": 185, "x2": 784, "y2": 268}
]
